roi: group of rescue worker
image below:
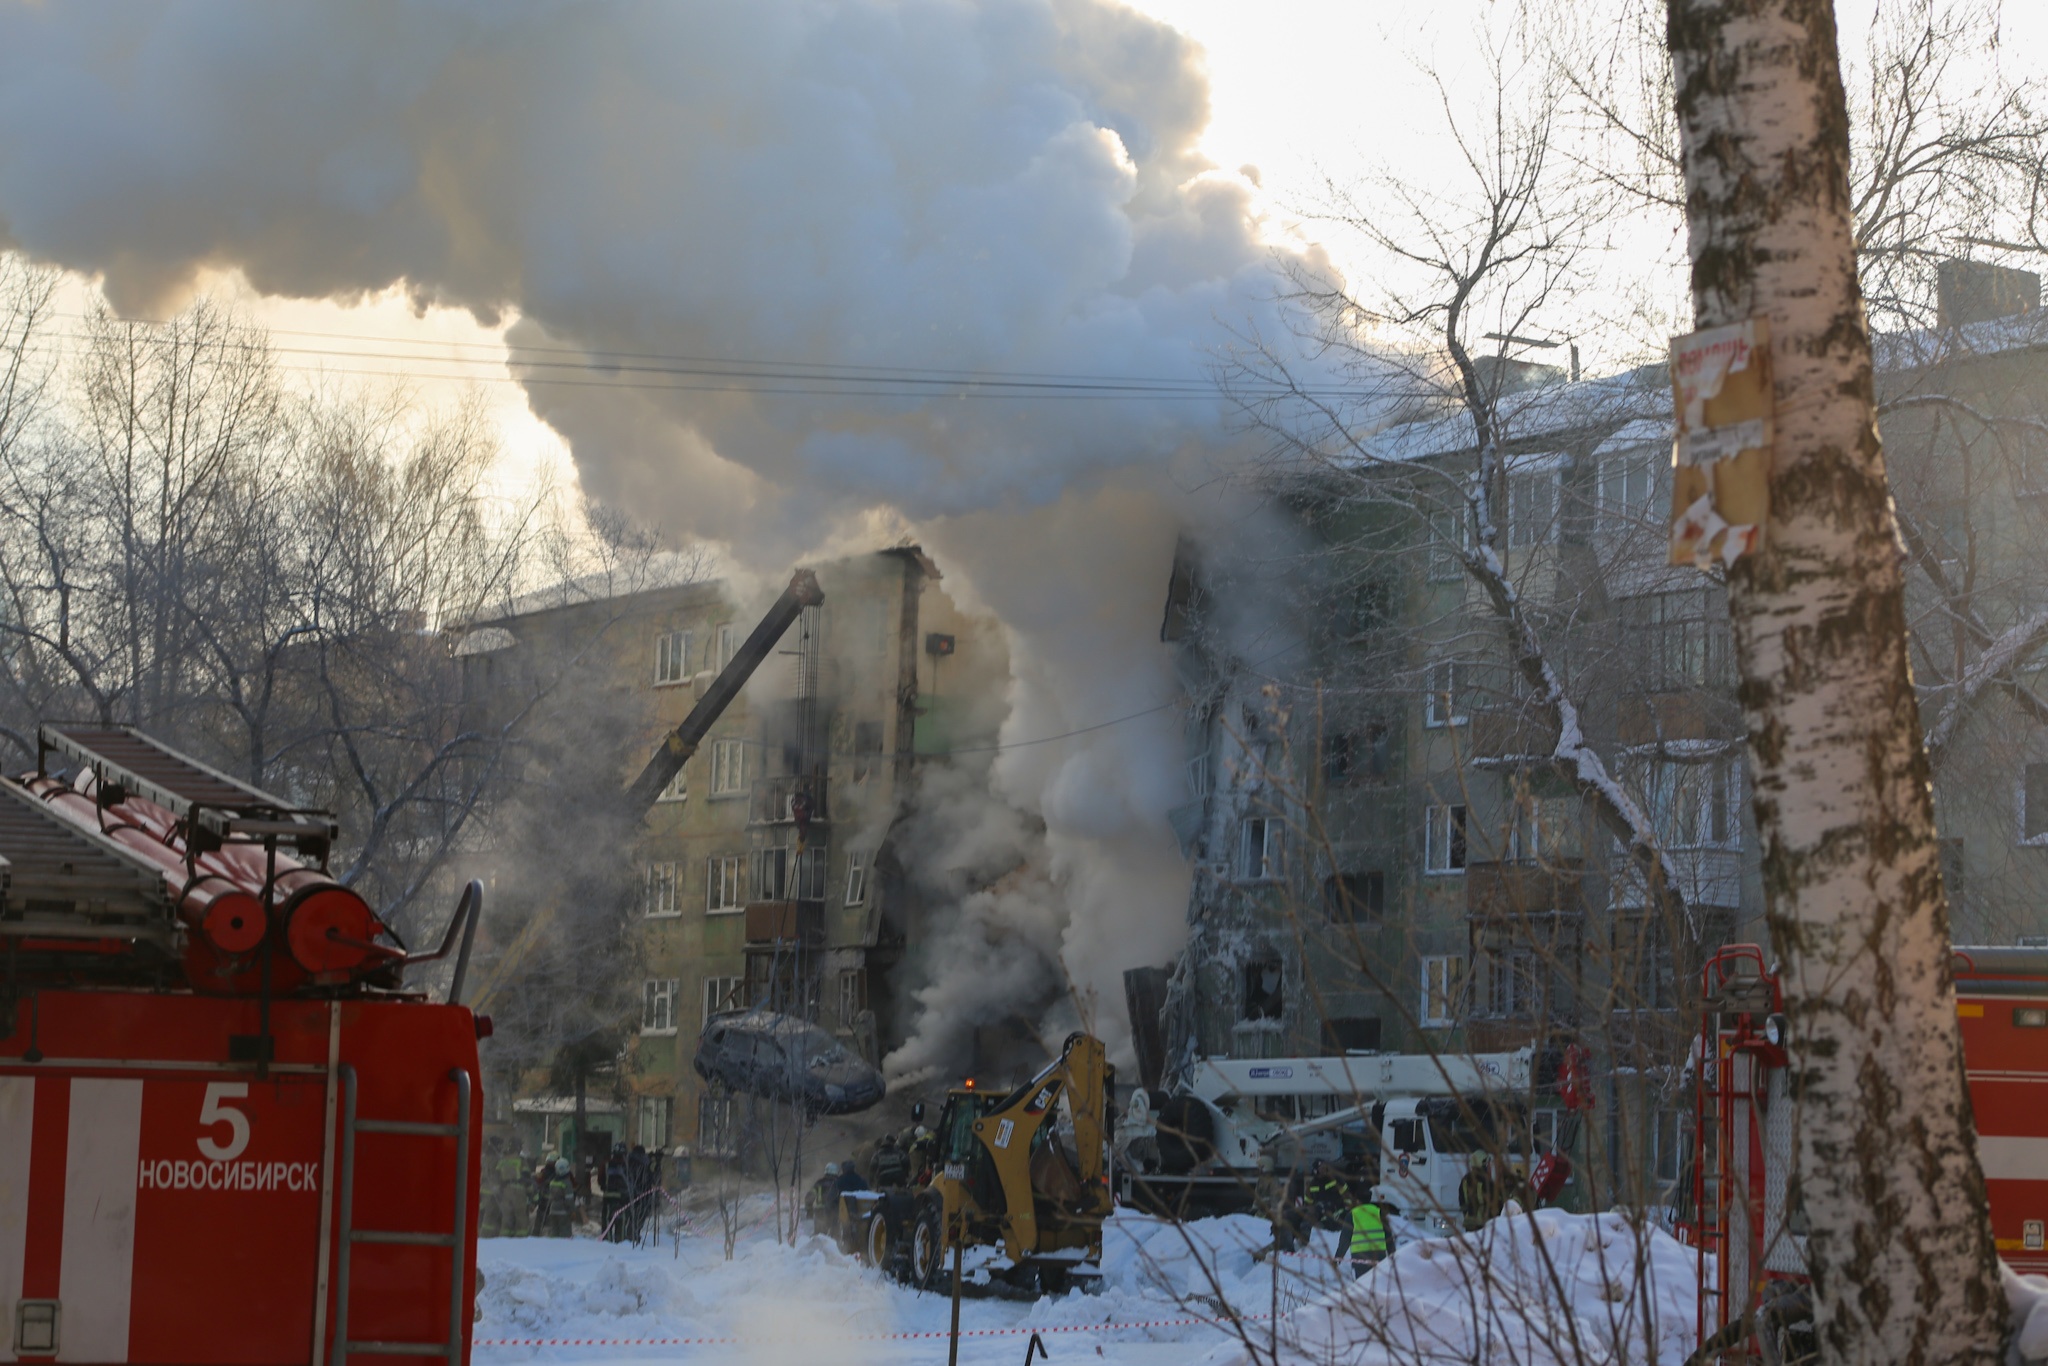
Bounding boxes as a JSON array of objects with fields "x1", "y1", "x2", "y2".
[
  {"x1": 478, "y1": 1135, "x2": 692, "y2": 1240},
  {"x1": 804, "y1": 1104, "x2": 938, "y2": 1239},
  {"x1": 1252, "y1": 1157, "x2": 1392, "y2": 1278}
]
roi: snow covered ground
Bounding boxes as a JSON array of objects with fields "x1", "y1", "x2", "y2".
[{"x1": 471, "y1": 1201, "x2": 1709, "y2": 1365}]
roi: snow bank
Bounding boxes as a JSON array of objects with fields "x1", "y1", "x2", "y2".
[{"x1": 1195, "y1": 1207, "x2": 1700, "y2": 1366}]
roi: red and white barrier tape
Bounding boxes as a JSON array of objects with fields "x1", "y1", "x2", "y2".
[{"x1": 475, "y1": 1312, "x2": 1274, "y2": 1348}]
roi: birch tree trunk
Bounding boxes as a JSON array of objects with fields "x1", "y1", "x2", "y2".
[{"x1": 1663, "y1": 2, "x2": 2004, "y2": 1360}]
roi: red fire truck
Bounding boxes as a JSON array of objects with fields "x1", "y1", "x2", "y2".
[
  {"x1": 1, "y1": 725, "x2": 485, "y2": 1365},
  {"x1": 1686, "y1": 942, "x2": 2048, "y2": 1357}
]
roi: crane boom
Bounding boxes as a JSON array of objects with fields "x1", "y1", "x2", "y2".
[
  {"x1": 468, "y1": 567, "x2": 824, "y2": 1016},
  {"x1": 620, "y1": 568, "x2": 823, "y2": 814}
]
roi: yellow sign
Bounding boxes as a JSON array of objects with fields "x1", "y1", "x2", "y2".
[{"x1": 1669, "y1": 317, "x2": 1773, "y2": 568}]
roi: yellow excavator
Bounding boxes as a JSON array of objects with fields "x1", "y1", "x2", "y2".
[{"x1": 848, "y1": 1032, "x2": 1115, "y2": 1296}]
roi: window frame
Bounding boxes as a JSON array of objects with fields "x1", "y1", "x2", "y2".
[
  {"x1": 843, "y1": 849, "x2": 869, "y2": 906},
  {"x1": 701, "y1": 975, "x2": 741, "y2": 1025},
  {"x1": 658, "y1": 765, "x2": 688, "y2": 804},
  {"x1": 641, "y1": 978, "x2": 680, "y2": 1036},
  {"x1": 1423, "y1": 802, "x2": 1467, "y2": 874},
  {"x1": 706, "y1": 854, "x2": 745, "y2": 913},
  {"x1": 2022, "y1": 762, "x2": 2048, "y2": 845},
  {"x1": 1420, "y1": 954, "x2": 1465, "y2": 1028},
  {"x1": 1424, "y1": 661, "x2": 1468, "y2": 728},
  {"x1": 1427, "y1": 509, "x2": 1471, "y2": 582},
  {"x1": 1506, "y1": 464, "x2": 1561, "y2": 548},
  {"x1": 644, "y1": 860, "x2": 681, "y2": 918},
  {"x1": 654, "y1": 629, "x2": 693, "y2": 687},
  {"x1": 638, "y1": 1095, "x2": 674, "y2": 1150},
  {"x1": 710, "y1": 737, "x2": 749, "y2": 797},
  {"x1": 1238, "y1": 815, "x2": 1282, "y2": 882}
]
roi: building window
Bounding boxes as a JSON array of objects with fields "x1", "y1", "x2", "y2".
[
  {"x1": 1486, "y1": 950, "x2": 1540, "y2": 1018},
  {"x1": 1350, "y1": 578, "x2": 1396, "y2": 635},
  {"x1": 702, "y1": 975, "x2": 741, "y2": 1024},
  {"x1": 1241, "y1": 957, "x2": 1284, "y2": 1021},
  {"x1": 654, "y1": 630, "x2": 692, "y2": 686},
  {"x1": 1322, "y1": 726, "x2": 1388, "y2": 786},
  {"x1": 1646, "y1": 759, "x2": 1740, "y2": 849},
  {"x1": 639, "y1": 1095, "x2": 673, "y2": 1150},
  {"x1": 1421, "y1": 954, "x2": 1464, "y2": 1027},
  {"x1": 838, "y1": 969, "x2": 867, "y2": 1026},
  {"x1": 844, "y1": 849, "x2": 869, "y2": 906},
  {"x1": 1238, "y1": 816, "x2": 1282, "y2": 881},
  {"x1": 716, "y1": 623, "x2": 738, "y2": 673},
  {"x1": 1507, "y1": 464, "x2": 1559, "y2": 547},
  {"x1": 1619, "y1": 590, "x2": 1730, "y2": 688},
  {"x1": 642, "y1": 979, "x2": 679, "y2": 1035},
  {"x1": 1511, "y1": 795, "x2": 1581, "y2": 864},
  {"x1": 1424, "y1": 661, "x2": 1468, "y2": 728},
  {"x1": 706, "y1": 854, "x2": 745, "y2": 913},
  {"x1": 698, "y1": 1093, "x2": 737, "y2": 1158},
  {"x1": 1428, "y1": 509, "x2": 1470, "y2": 582},
  {"x1": 1614, "y1": 916, "x2": 1677, "y2": 1011},
  {"x1": 1323, "y1": 871, "x2": 1385, "y2": 923},
  {"x1": 645, "y1": 861, "x2": 680, "y2": 917},
  {"x1": 710, "y1": 737, "x2": 748, "y2": 796},
  {"x1": 1424, "y1": 803, "x2": 1467, "y2": 874},
  {"x1": 2023, "y1": 763, "x2": 2048, "y2": 844},
  {"x1": 1322, "y1": 1017, "x2": 1382, "y2": 1052},
  {"x1": 1653, "y1": 1108, "x2": 1685, "y2": 1186},
  {"x1": 658, "y1": 766, "x2": 688, "y2": 803},
  {"x1": 755, "y1": 846, "x2": 827, "y2": 902},
  {"x1": 1602, "y1": 453, "x2": 1658, "y2": 533}
]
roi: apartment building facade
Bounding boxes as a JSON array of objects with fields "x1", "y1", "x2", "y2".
[
  {"x1": 1159, "y1": 272, "x2": 2048, "y2": 1206},
  {"x1": 459, "y1": 547, "x2": 1003, "y2": 1160}
]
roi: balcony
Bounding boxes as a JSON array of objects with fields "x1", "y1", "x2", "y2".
[
  {"x1": 1465, "y1": 858, "x2": 1586, "y2": 921},
  {"x1": 1468, "y1": 708, "x2": 1559, "y2": 766},
  {"x1": 750, "y1": 774, "x2": 829, "y2": 826},
  {"x1": 743, "y1": 900, "x2": 824, "y2": 945}
]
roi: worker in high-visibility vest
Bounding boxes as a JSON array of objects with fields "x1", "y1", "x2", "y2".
[{"x1": 1343, "y1": 1197, "x2": 1391, "y2": 1278}]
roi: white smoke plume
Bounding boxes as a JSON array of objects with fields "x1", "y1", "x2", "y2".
[{"x1": 0, "y1": 0, "x2": 1324, "y2": 1069}]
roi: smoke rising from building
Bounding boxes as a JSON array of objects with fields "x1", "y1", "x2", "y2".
[{"x1": 0, "y1": 0, "x2": 1326, "y2": 1070}]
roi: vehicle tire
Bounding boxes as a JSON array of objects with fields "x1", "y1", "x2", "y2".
[
  {"x1": 863, "y1": 1209, "x2": 892, "y2": 1271},
  {"x1": 1155, "y1": 1096, "x2": 1216, "y2": 1176},
  {"x1": 905, "y1": 1199, "x2": 945, "y2": 1291}
]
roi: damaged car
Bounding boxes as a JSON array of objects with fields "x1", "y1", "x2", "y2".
[{"x1": 693, "y1": 1008, "x2": 886, "y2": 1115}]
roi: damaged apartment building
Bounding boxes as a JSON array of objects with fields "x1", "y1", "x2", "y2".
[
  {"x1": 1151, "y1": 259, "x2": 2048, "y2": 1202},
  {"x1": 456, "y1": 546, "x2": 1004, "y2": 1160}
]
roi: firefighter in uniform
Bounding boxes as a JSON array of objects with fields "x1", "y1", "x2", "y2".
[
  {"x1": 488, "y1": 1145, "x2": 530, "y2": 1238},
  {"x1": 543, "y1": 1158, "x2": 577, "y2": 1238},
  {"x1": 1306, "y1": 1161, "x2": 1350, "y2": 1236},
  {"x1": 1250, "y1": 1156, "x2": 1304, "y2": 1262},
  {"x1": 870, "y1": 1132, "x2": 910, "y2": 1189},
  {"x1": 1343, "y1": 1196, "x2": 1391, "y2": 1278}
]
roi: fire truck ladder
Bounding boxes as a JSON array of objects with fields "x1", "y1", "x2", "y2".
[
  {"x1": 330, "y1": 1064, "x2": 472, "y2": 1365},
  {"x1": 1693, "y1": 1019, "x2": 1729, "y2": 1351}
]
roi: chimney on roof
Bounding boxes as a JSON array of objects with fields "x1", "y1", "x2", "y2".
[{"x1": 1937, "y1": 259, "x2": 2040, "y2": 329}]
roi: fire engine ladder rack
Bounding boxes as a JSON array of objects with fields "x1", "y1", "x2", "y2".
[
  {"x1": 331, "y1": 1064, "x2": 471, "y2": 1366},
  {"x1": 38, "y1": 724, "x2": 338, "y2": 856},
  {"x1": 1693, "y1": 1017, "x2": 1730, "y2": 1353}
]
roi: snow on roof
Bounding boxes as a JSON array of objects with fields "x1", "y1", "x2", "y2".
[{"x1": 451, "y1": 626, "x2": 518, "y2": 657}]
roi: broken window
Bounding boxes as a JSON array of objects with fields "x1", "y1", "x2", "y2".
[
  {"x1": 1321, "y1": 1017, "x2": 1381, "y2": 1052},
  {"x1": 852, "y1": 720, "x2": 884, "y2": 781},
  {"x1": 1424, "y1": 803, "x2": 1466, "y2": 873},
  {"x1": 843, "y1": 849, "x2": 869, "y2": 906},
  {"x1": 1322, "y1": 871, "x2": 1385, "y2": 923},
  {"x1": 1239, "y1": 816, "x2": 1282, "y2": 881},
  {"x1": 1241, "y1": 957, "x2": 1284, "y2": 1021}
]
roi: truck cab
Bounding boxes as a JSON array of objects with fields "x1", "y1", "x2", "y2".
[{"x1": 1373, "y1": 1094, "x2": 1533, "y2": 1233}]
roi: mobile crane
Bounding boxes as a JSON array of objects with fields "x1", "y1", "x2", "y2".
[{"x1": 463, "y1": 568, "x2": 824, "y2": 1020}]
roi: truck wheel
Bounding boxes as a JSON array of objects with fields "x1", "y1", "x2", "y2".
[
  {"x1": 906, "y1": 1201, "x2": 945, "y2": 1290},
  {"x1": 863, "y1": 1210, "x2": 892, "y2": 1270}
]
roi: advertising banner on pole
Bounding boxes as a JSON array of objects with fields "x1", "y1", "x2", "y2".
[{"x1": 1669, "y1": 317, "x2": 1773, "y2": 568}]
